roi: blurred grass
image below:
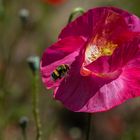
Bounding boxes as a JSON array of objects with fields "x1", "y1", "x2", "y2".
[{"x1": 0, "y1": 0, "x2": 140, "y2": 140}]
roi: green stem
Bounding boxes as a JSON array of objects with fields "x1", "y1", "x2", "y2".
[
  {"x1": 86, "y1": 113, "x2": 92, "y2": 140},
  {"x1": 32, "y1": 72, "x2": 42, "y2": 140},
  {"x1": 0, "y1": 0, "x2": 4, "y2": 18},
  {"x1": 22, "y1": 128, "x2": 27, "y2": 140},
  {"x1": 68, "y1": 7, "x2": 85, "y2": 24}
]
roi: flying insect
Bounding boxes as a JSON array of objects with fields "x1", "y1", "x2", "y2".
[{"x1": 51, "y1": 64, "x2": 70, "y2": 81}]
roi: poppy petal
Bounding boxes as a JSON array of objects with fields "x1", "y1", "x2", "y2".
[
  {"x1": 80, "y1": 59, "x2": 140, "y2": 113},
  {"x1": 109, "y1": 36, "x2": 140, "y2": 72},
  {"x1": 109, "y1": 7, "x2": 140, "y2": 32},
  {"x1": 59, "y1": 7, "x2": 140, "y2": 40},
  {"x1": 40, "y1": 36, "x2": 86, "y2": 89},
  {"x1": 54, "y1": 55, "x2": 119, "y2": 111},
  {"x1": 85, "y1": 36, "x2": 140, "y2": 73}
]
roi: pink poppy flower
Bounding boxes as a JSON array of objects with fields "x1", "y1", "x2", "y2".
[{"x1": 40, "y1": 7, "x2": 140, "y2": 113}]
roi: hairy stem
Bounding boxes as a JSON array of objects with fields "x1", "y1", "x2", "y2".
[{"x1": 32, "y1": 72, "x2": 42, "y2": 140}]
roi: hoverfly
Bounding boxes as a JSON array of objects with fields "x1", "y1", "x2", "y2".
[{"x1": 51, "y1": 64, "x2": 70, "y2": 81}]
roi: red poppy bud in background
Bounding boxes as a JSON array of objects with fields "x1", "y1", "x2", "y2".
[{"x1": 41, "y1": 0, "x2": 66, "y2": 5}]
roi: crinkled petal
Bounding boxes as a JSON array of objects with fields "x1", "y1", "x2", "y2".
[
  {"x1": 79, "y1": 58, "x2": 140, "y2": 113},
  {"x1": 65, "y1": 7, "x2": 140, "y2": 74},
  {"x1": 108, "y1": 7, "x2": 140, "y2": 32},
  {"x1": 40, "y1": 36, "x2": 86, "y2": 89},
  {"x1": 59, "y1": 7, "x2": 140, "y2": 40},
  {"x1": 54, "y1": 51, "x2": 140, "y2": 113},
  {"x1": 86, "y1": 36, "x2": 140, "y2": 73},
  {"x1": 109, "y1": 36, "x2": 140, "y2": 72},
  {"x1": 85, "y1": 56, "x2": 110, "y2": 73},
  {"x1": 54, "y1": 55, "x2": 121, "y2": 112}
]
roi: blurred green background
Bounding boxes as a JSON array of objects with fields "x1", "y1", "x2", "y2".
[{"x1": 0, "y1": 0, "x2": 140, "y2": 140}]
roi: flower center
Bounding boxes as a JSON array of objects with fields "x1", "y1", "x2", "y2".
[
  {"x1": 80, "y1": 35, "x2": 118, "y2": 77},
  {"x1": 85, "y1": 35, "x2": 118, "y2": 65}
]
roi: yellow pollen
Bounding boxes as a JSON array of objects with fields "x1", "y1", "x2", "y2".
[
  {"x1": 101, "y1": 42, "x2": 118, "y2": 56},
  {"x1": 85, "y1": 36, "x2": 118, "y2": 64}
]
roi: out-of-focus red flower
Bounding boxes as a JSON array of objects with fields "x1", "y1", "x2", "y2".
[
  {"x1": 40, "y1": 7, "x2": 140, "y2": 113},
  {"x1": 41, "y1": 0, "x2": 66, "y2": 5}
]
